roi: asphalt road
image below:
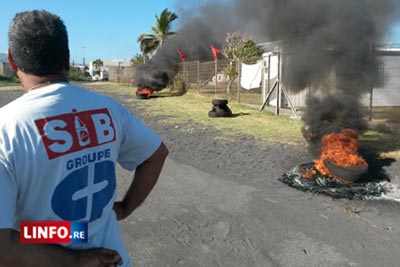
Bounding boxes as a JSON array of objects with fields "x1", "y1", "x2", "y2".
[{"x1": 116, "y1": 158, "x2": 400, "y2": 267}]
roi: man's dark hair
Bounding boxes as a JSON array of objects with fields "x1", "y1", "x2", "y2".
[{"x1": 8, "y1": 10, "x2": 69, "y2": 76}]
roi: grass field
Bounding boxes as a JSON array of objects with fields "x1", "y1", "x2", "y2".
[
  {"x1": 81, "y1": 82, "x2": 304, "y2": 144},
  {"x1": 0, "y1": 83, "x2": 21, "y2": 91}
]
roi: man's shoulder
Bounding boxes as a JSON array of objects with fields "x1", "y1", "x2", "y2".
[
  {"x1": 69, "y1": 84, "x2": 121, "y2": 105},
  {"x1": 0, "y1": 97, "x2": 23, "y2": 124}
]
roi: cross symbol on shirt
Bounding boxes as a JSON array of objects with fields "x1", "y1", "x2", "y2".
[{"x1": 72, "y1": 164, "x2": 109, "y2": 220}]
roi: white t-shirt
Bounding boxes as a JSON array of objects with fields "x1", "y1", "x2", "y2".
[{"x1": 0, "y1": 82, "x2": 162, "y2": 267}]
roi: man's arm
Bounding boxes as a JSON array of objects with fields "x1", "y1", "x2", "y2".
[
  {"x1": 113, "y1": 142, "x2": 168, "y2": 220},
  {"x1": 0, "y1": 229, "x2": 122, "y2": 267}
]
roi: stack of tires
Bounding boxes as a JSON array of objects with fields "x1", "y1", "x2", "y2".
[{"x1": 208, "y1": 99, "x2": 232, "y2": 118}]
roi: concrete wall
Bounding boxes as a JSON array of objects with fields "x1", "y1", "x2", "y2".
[{"x1": 0, "y1": 62, "x2": 14, "y2": 76}]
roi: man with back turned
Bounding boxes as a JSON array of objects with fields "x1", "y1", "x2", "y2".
[{"x1": 0, "y1": 9, "x2": 168, "y2": 267}]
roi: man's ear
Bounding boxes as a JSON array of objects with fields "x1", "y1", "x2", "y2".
[{"x1": 7, "y1": 49, "x2": 18, "y2": 71}]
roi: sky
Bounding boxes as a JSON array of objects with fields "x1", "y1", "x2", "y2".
[
  {"x1": 1, "y1": 0, "x2": 400, "y2": 65},
  {"x1": 0, "y1": 0, "x2": 200, "y2": 64}
]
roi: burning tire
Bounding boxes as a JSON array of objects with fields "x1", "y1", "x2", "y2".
[
  {"x1": 136, "y1": 88, "x2": 152, "y2": 99},
  {"x1": 323, "y1": 159, "x2": 368, "y2": 183},
  {"x1": 136, "y1": 93, "x2": 150, "y2": 99}
]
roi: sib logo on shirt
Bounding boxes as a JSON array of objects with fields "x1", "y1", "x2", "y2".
[
  {"x1": 35, "y1": 108, "x2": 116, "y2": 159},
  {"x1": 35, "y1": 108, "x2": 117, "y2": 222}
]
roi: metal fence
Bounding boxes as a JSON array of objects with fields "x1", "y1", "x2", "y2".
[
  {"x1": 178, "y1": 51, "x2": 400, "y2": 120},
  {"x1": 372, "y1": 53, "x2": 400, "y2": 107},
  {"x1": 108, "y1": 66, "x2": 135, "y2": 83},
  {"x1": 178, "y1": 59, "x2": 263, "y2": 107}
]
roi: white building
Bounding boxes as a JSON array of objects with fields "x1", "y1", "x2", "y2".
[
  {"x1": 0, "y1": 53, "x2": 14, "y2": 76},
  {"x1": 88, "y1": 60, "x2": 131, "y2": 81}
]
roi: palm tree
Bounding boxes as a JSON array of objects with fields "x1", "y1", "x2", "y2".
[
  {"x1": 137, "y1": 8, "x2": 178, "y2": 60},
  {"x1": 92, "y1": 59, "x2": 103, "y2": 75}
]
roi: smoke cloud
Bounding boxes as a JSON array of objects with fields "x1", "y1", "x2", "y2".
[
  {"x1": 136, "y1": 0, "x2": 400, "y2": 150},
  {"x1": 134, "y1": 3, "x2": 232, "y2": 89}
]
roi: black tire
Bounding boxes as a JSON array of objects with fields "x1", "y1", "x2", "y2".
[
  {"x1": 215, "y1": 104, "x2": 232, "y2": 113},
  {"x1": 212, "y1": 99, "x2": 228, "y2": 106},
  {"x1": 136, "y1": 93, "x2": 150, "y2": 99},
  {"x1": 215, "y1": 109, "x2": 232, "y2": 117},
  {"x1": 208, "y1": 110, "x2": 219, "y2": 118},
  {"x1": 208, "y1": 108, "x2": 232, "y2": 118}
]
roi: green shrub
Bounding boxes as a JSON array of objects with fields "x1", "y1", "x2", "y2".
[
  {"x1": 69, "y1": 66, "x2": 91, "y2": 81},
  {"x1": 0, "y1": 75, "x2": 19, "y2": 83},
  {"x1": 169, "y1": 73, "x2": 187, "y2": 95}
]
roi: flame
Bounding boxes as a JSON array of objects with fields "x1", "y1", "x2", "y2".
[
  {"x1": 136, "y1": 88, "x2": 152, "y2": 98},
  {"x1": 303, "y1": 129, "x2": 367, "y2": 180}
]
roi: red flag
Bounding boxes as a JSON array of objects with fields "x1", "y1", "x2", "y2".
[
  {"x1": 178, "y1": 48, "x2": 187, "y2": 62},
  {"x1": 210, "y1": 45, "x2": 220, "y2": 61}
]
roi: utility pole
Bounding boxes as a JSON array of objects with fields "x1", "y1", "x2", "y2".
[
  {"x1": 82, "y1": 46, "x2": 86, "y2": 67},
  {"x1": 118, "y1": 61, "x2": 121, "y2": 83}
]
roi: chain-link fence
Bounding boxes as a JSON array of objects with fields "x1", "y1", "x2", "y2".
[
  {"x1": 108, "y1": 66, "x2": 135, "y2": 83},
  {"x1": 178, "y1": 59, "x2": 263, "y2": 107},
  {"x1": 178, "y1": 49, "x2": 400, "y2": 121},
  {"x1": 373, "y1": 52, "x2": 400, "y2": 106},
  {"x1": 369, "y1": 51, "x2": 400, "y2": 122}
]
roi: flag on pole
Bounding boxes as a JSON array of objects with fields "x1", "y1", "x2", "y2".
[
  {"x1": 178, "y1": 48, "x2": 187, "y2": 62},
  {"x1": 210, "y1": 45, "x2": 220, "y2": 61}
]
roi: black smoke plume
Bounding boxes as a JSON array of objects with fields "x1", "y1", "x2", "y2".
[
  {"x1": 134, "y1": 3, "x2": 231, "y2": 90},
  {"x1": 136, "y1": 0, "x2": 400, "y2": 150}
]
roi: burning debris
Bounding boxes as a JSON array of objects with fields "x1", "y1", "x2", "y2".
[
  {"x1": 136, "y1": 88, "x2": 152, "y2": 99},
  {"x1": 280, "y1": 163, "x2": 386, "y2": 200},
  {"x1": 303, "y1": 129, "x2": 368, "y2": 183},
  {"x1": 280, "y1": 128, "x2": 395, "y2": 200},
  {"x1": 134, "y1": 63, "x2": 170, "y2": 92}
]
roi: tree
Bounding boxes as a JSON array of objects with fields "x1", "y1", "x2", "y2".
[
  {"x1": 130, "y1": 53, "x2": 145, "y2": 67},
  {"x1": 92, "y1": 59, "x2": 104, "y2": 75},
  {"x1": 69, "y1": 66, "x2": 90, "y2": 81},
  {"x1": 137, "y1": 8, "x2": 178, "y2": 60},
  {"x1": 223, "y1": 31, "x2": 264, "y2": 93}
]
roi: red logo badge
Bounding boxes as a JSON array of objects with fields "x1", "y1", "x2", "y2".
[{"x1": 35, "y1": 108, "x2": 116, "y2": 159}]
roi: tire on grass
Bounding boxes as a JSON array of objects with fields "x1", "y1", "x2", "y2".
[
  {"x1": 215, "y1": 108, "x2": 232, "y2": 117},
  {"x1": 208, "y1": 110, "x2": 219, "y2": 118},
  {"x1": 212, "y1": 99, "x2": 228, "y2": 106}
]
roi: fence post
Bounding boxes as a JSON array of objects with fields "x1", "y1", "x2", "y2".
[
  {"x1": 214, "y1": 60, "x2": 217, "y2": 97},
  {"x1": 369, "y1": 46, "x2": 375, "y2": 121},
  {"x1": 117, "y1": 61, "x2": 121, "y2": 83},
  {"x1": 237, "y1": 59, "x2": 241, "y2": 103},
  {"x1": 267, "y1": 55, "x2": 271, "y2": 103},
  {"x1": 197, "y1": 60, "x2": 200, "y2": 94},
  {"x1": 276, "y1": 52, "x2": 282, "y2": 115}
]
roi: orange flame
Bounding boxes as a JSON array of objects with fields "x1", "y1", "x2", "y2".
[
  {"x1": 137, "y1": 88, "x2": 152, "y2": 98},
  {"x1": 303, "y1": 129, "x2": 367, "y2": 180}
]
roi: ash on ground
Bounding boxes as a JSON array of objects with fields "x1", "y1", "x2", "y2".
[{"x1": 279, "y1": 162, "x2": 388, "y2": 200}]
